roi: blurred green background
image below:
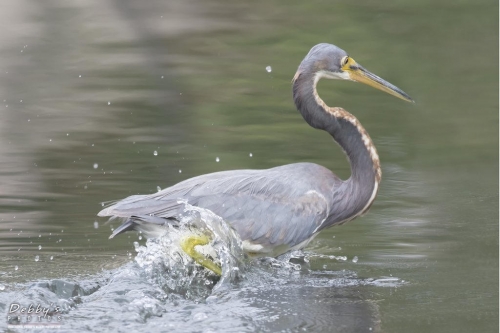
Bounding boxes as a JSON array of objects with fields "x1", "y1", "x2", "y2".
[{"x1": 0, "y1": 0, "x2": 497, "y2": 332}]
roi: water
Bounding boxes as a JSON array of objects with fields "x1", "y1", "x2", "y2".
[{"x1": 0, "y1": 0, "x2": 497, "y2": 332}]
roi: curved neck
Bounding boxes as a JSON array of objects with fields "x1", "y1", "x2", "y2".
[{"x1": 292, "y1": 71, "x2": 381, "y2": 222}]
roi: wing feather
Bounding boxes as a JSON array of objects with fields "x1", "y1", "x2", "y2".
[{"x1": 99, "y1": 163, "x2": 341, "y2": 250}]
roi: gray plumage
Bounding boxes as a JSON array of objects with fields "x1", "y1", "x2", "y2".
[
  {"x1": 99, "y1": 43, "x2": 413, "y2": 257},
  {"x1": 100, "y1": 163, "x2": 341, "y2": 250}
]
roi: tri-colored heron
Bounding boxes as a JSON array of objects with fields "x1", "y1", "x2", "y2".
[{"x1": 99, "y1": 43, "x2": 413, "y2": 275}]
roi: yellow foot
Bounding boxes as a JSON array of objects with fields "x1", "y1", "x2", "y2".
[{"x1": 180, "y1": 233, "x2": 222, "y2": 276}]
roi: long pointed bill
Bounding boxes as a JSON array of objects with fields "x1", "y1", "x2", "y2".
[{"x1": 342, "y1": 58, "x2": 414, "y2": 103}]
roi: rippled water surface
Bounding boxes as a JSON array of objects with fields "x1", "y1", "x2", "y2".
[{"x1": 0, "y1": 1, "x2": 498, "y2": 332}]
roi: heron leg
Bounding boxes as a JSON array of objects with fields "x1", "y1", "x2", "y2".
[{"x1": 180, "y1": 233, "x2": 222, "y2": 276}]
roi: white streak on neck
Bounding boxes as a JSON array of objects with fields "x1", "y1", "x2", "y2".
[{"x1": 311, "y1": 70, "x2": 382, "y2": 229}]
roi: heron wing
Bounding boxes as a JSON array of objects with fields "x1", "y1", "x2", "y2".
[{"x1": 99, "y1": 163, "x2": 340, "y2": 250}]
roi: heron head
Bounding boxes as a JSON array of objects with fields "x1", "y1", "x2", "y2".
[{"x1": 295, "y1": 43, "x2": 414, "y2": 103}]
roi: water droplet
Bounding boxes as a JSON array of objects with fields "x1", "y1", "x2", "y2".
[
  {"x1": 50, "y1": 256, "x2": 53, "y2": 260},
  {"x1": 161, "y1": 76, "x2": 164, "y2": 79},
  {"x1": 20, "y1": 100, "x2": 23, "y2": 102},
  {"x1": 34, "y1": 255, "x2": 39, "y2": 262},
  {"x1": 249, "y1": 153, "x2": 253, "y2": 157},
  {"x1": 352, "y1": 256, "x2": 358, "y2": 263},
  {"x1": 153, "y1": 150, "x2": 158, "y2": 156},
  {"x1": 266, "y1": 66, "x2": 272, "y2": 73},
  {"x1": 94, "y1": 221, "x2": 99, "y2": 229},
  {"x1": 78, "y1": 75, "x2": 82, "y2": 78},
  {"x1": 215, "y1": 157, "x2": 220, "y2": 162},
  {"x1": 38, "y1": 245, "x2": 42, "y2": 250},
  {"x1": 192, "y1": 312, "x2": 208, "y2": 322},
  {"x1": 178, "y1": 169, "x2": 182, "y2": 173},
  {"x1": 27, "y1": 119, "x2": 30, "y2": 122},
  {"x1": 0, "y1": 285, "x2": 5, "y2": 291},
  {"x1": 107, "y1": 101, "x2": 111, "y2": 105},
  {"x1": 138, "y1": 235, "x2": 142, "y2": 240},
  {"x1": 15, "y1": 265, "x2": 18, "y2": 271},
  {"x1": 157, "y1": 186, "x2": 161, "y2": 192},
  {"x1": 93, "y1": 163, "x2": 98, "y2": 169},
  {"x1": 49, "y1": 139, "x2": 52, "y2": 142}
]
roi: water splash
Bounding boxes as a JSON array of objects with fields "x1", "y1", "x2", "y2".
[{"x1": 133, "y1": 203, "x2": 245, "y2": 300}]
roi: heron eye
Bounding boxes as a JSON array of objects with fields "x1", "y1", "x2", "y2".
[{"x1": 341, "y1": 56, "x2": 349, "y2": 67}]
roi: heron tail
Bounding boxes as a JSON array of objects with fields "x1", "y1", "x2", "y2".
[{"x1": 108, "y1": 214, "x2": 179, "y2": 239}]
